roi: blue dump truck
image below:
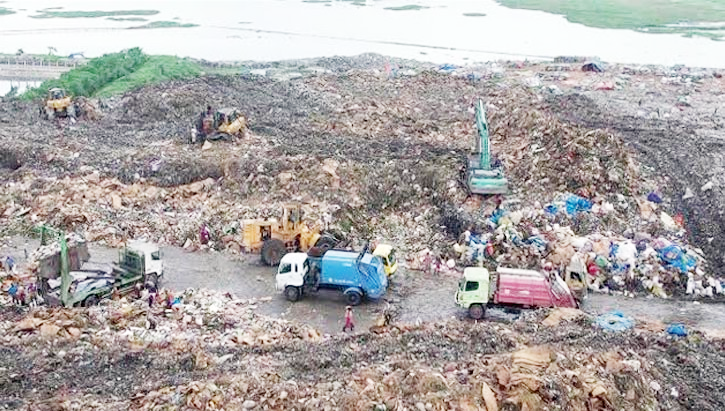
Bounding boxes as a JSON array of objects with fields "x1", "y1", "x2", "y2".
[{"x1": 275, "y1": 245, "x2": 388, "y2": 305}]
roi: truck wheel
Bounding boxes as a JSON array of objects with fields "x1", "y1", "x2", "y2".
[
  {"x1": 345, "y1": 290, "x2": 362, "y2": 306},
  {"x1": 83, "y1": 295, "x2": 99, "y2": 307},
  {"x1": 261, "y1": 239, "x2": 285, "y2": 266},
  {"x1": 315, "y1": 234, "x2": 338, "y2": 252},
  {"x1": 468, "y1": 304, "x2": 485, "y2": 320},
  {"x1": 284, "y1": 286, "x2": 301, "y2": 302}
]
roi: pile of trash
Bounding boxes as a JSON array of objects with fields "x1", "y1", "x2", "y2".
[
  {"x1": 453, "y1": 192, "x2": 723, "y2": 298},
  {"x1": 6, "y1": 301, "x2": 724, "y2": 411},
  {"x1": 1, "y1": 289, "x2": 322, "y2": 350},
  {"x1": 0, "y1": 60, "x2": 719, "y2": 273}
]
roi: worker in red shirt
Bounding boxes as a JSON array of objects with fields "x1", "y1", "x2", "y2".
[{"x1": 343, "y1": 306, "x2": 355, "y2": 332}]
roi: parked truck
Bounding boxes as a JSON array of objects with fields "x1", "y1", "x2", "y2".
[
  {"x1": 455, "y1": 266, "x2": 578, "y2": 319},
  {"x1": 276, "y1": 245, "x2": 388, "y2": 306},
  {"x1": 35, "y1": 228, "x2": 164, "y2": 307}
]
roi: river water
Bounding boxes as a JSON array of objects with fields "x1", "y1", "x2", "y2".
[{"x1": 1, "y1": 0, "x2": 725, "y2": 68}]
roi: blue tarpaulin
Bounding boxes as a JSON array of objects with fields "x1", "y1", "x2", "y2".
[
  {"x1": 595, "y1": 311, "x2": 635, "y2": 332},
  {"x1": 666, "y1": 323, "x2": 688, "y2": 337}
]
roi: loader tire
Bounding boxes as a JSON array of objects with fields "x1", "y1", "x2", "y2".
[
  {"x1": 46, "y1": 108, "x2": 55, "y2": 120},
  {"x1": 67, "y1": 104, "x2": 76, "y2": 119},
  {"x1": 315, "y1": 234, "x2": 338, "y2": 252},
  {"x1": 261, "y1": 239, "x2": 285, "y2": 266}
]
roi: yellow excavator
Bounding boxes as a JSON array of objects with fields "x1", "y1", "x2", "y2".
[{"x1": 42, "y1": 88, "x2": 80, "y2": 120}]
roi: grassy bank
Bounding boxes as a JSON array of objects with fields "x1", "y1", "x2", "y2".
[
  {"x1": 31, "y1": 10, "x2": 159, "y2": 19},
  {"x1": 129, "y1": 21, "x2": 199, "y2": 29},
  {"x1": 22, "y1": 49, "x2": 202, "y2": 99},
  {"x1": 497, "y1": 0, "x2": 725, "y2": 40}
]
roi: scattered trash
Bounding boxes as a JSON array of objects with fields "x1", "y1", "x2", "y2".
[
  {"x1": 582, "y1": 61, "x2": 604, "y2": 73},
  {"x1": 595, "y1": 311, "x2": 635, "y2": 332}
]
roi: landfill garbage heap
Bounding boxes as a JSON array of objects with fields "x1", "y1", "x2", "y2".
[
  {"x1": 0, "y1": 289, "x2": 723, "y2": 410},
  {"x1": 1, "y1": 57, "x2": 723, "y2": 299}
]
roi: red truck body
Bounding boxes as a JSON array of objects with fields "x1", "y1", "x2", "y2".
[{"x1": 456, "y1": 267, "x2": 578, "y2": 319}]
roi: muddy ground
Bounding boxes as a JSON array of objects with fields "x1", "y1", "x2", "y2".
[{"x1": 3, "y1": 235, "x2": 724, "y2": 339}]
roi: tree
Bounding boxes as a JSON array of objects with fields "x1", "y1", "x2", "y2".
[
  {"x1": 48, "y1": 46, "x2": 57, "y2": 56},
  {"x1": 16, "y1": 49, "x2": 24, "y2": 56}
]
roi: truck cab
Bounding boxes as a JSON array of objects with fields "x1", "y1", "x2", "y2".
[
  {"x1": 122, "y1": 241, "x2": 164, "y2": 278},
  {"x1": 456, "y1": 266, "x2": 578, "y2": 319},
  {"x1": 372, "y1": 244, "x2": 398, "y2": 276}
]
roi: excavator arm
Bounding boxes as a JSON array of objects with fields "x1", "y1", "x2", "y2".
[{"x1": 475, "y1": 99, "x2": 491, "y2": 171}]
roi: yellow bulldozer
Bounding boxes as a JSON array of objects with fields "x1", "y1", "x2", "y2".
[
  {"x1": 42, "y1": 88, "x2": 80, "y2": 120},
  {"x1": 192, "y1": 106, "x2": 247, "y2": 143},
  {"x1": 241, "y1": 203, "x2": 339, "y2": 266}
]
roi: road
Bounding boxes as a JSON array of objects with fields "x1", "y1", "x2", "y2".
[{"x1": 2, "y1": 236, "x2": 724, "y2": 336}]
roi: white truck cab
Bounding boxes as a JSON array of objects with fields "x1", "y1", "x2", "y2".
[
  {"x1": 276, "y1": 252, "x2": 309, "y2": 291},
  {"x1": 126, "y1": 240, "x2": 164, "y2": 277}
]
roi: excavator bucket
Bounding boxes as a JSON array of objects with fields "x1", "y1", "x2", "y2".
[{"x1": 466, "y1": 99, "x2": 509, "y2": 195}]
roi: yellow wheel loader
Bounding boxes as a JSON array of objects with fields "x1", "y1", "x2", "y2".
[{"x1": 240, "y1": 203, "x2": 339, "y2": 266}]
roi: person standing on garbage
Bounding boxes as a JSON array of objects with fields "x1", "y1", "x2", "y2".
[
  {"x1": 4, "y1": 256, "x2": 15, "y2": 273},
  {"x1": 343, "y1": 306, "x2": 355, "y2": 332},
  {"x1": 200, "y1": 224, "x2": 210, "y2": 246}
]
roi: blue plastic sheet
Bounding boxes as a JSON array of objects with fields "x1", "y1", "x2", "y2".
[
  {"x1": 439, "y1": 64, "x2": 457, "y2": 73},
  {"x1": 666, "y1": 323, "x2": 688, "y2": 337},
  {"x1": 564, "y1": 194, "x2": 592, "y2": 215},
  {"x1": 595, "y1": 311, "x2": 635, "y2": 332},
  {"x1": 647, "y1": 192, "x2": 663, "y2": 204},
  {"x1": 526, "y1": 236, "x2": 547, "y2": 252},
  {"x1": 609, "y1": 243, "x2": 619, "y2": 259},
  {"x1": 544, "y1": 204, "x2": 559, "y2": 215},
  {"x1": 659, "y1": 245, "x2": 697, "y2": 273},
  {"x1": 489, "y1": 209, "x2": 506, "y2": 225}
]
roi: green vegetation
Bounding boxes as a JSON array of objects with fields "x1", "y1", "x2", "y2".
[
  {"x1": 497, "y1": 0, "x2": 725, "y2": 40},
  {"x1": 31, "y1": 9, "x2": 159, "y2": 19},
  {"x1": 129, "y1": 21, "x2": 199, "y2": 29},
  {"x1": 107, "y1": 17, "x2": 148, "y2": 22},
  {"x1": 384, "y1": 4, "x2": 428, "y2": 11},
  {"x1": 22, "y1": 48, "x2": 202, "y2": 99},
  {"x1": 0, "y1": 7, "x2": 14, "y2": 15},
  {"x1": 95, "y1": 56, "x2": 200, "y2": 96},
  {"x1": 463, "y1": 12, "x2": 487, "y2": 17}
]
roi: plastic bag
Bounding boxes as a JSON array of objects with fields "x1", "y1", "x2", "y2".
[
  {"x1": 666, "y1": 323, "x2": 688, "y2": 337},
  {"x1": 564, "y1": 194, "x2": 592, "y2": 215}
]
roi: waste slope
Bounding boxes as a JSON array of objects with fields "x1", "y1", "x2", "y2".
[{"x1": 0, "y1": 291, "x2": 723, "y2": 410}]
